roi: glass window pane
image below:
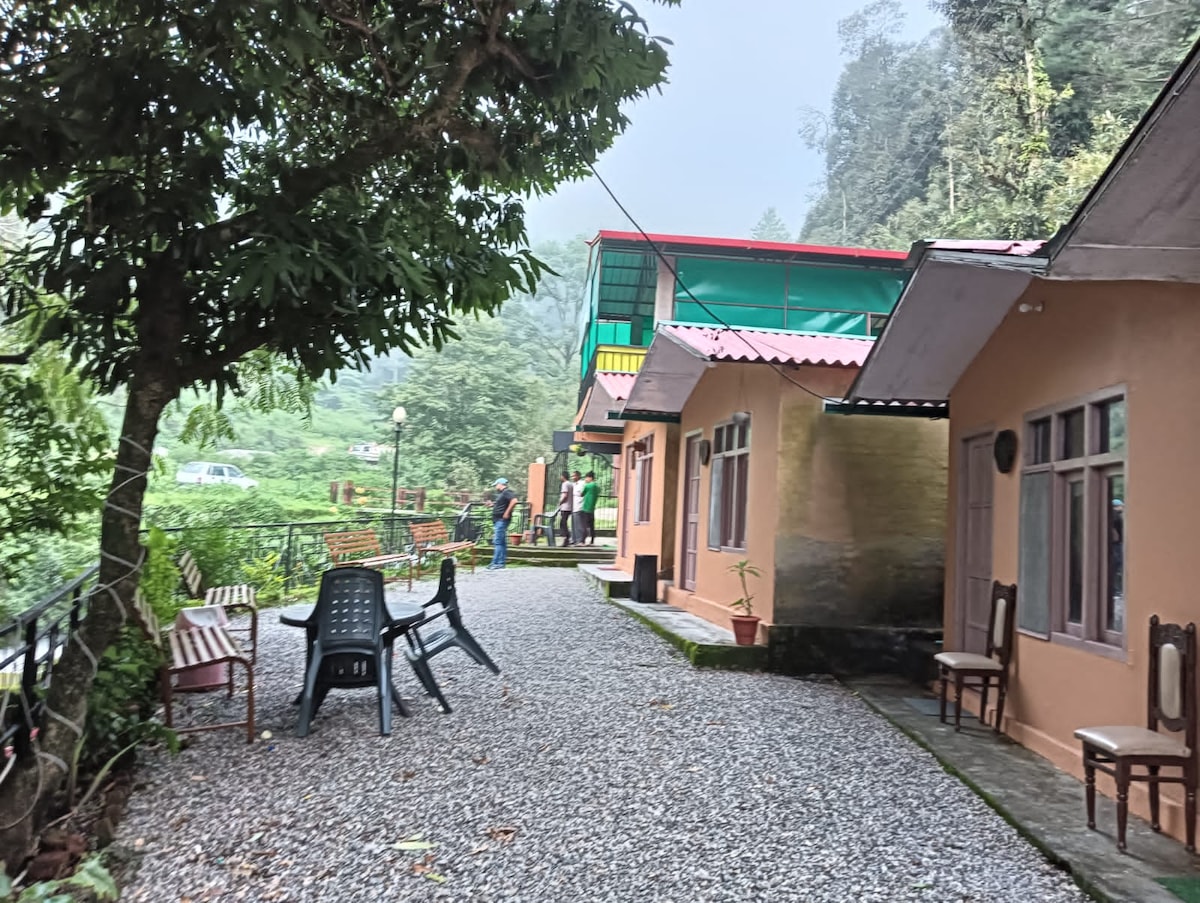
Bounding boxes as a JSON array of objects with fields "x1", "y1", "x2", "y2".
[
  {"x1": 737, "y1": 421, "x2": 749, "y2": 449},
  {"x1": 1067, "y1": 479, "x2": 1085, "y2": 624},
  {"x1": 734, "y1": 454, "x2": 749, "y2": 548},
  {"x1": 1098, "y1": 399, "x2": 1127, "y2": 454},
  {"x1": 1030, "y1": 418, "x2": 1051, "y2": 465},
  {"x1": 1060, "y1": 409, "x2": 1085, "y2": 459},
  {"x1": 1106, "y1": 474, "x2": 1125, "y2": 634}
]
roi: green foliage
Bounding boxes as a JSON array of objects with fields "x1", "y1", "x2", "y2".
[
  {"x1": 0, "y1": 338, "x2": 110, "y2": 581},
  {"x1": 81, "y1": 627, "x2": 174, "y2": 792},
  {"x1": 750, "y1": 207, "x2": 792, "y2": 242},
  {"x1": 383, "y1": 317, "x2": 575, "y2": 491},
  {"x1": 727, "y1": 559, "x2": 762, "y2": 617},
  {"x1": 138, "y1": 527, "x2": 181, "y2": 620},
  {"x1": 240, "y1": 552, "x2": 286, "y2": 607},
  {"x1": 0, "y1": 854, "x2": 119, "y2": 902},
  {"x1": 801, "y1": 0, "x2": 1200, "y2": 248}
]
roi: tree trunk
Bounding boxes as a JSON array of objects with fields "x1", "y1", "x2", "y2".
[{"x1": 0, "y1": 367, "x2": 177, "y2": 871}]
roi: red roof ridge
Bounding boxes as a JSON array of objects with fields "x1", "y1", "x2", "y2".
[{"x1": 592, "y1": 230, "x2": 907, "y2": 261}]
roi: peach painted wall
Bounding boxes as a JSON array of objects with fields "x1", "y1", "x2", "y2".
[
  {"x1": 615, "y1": 422, "x2": 678, "y2": 575},
  {"x1": 662, "y1": 363, "x2": 784, "y2": 639},
  {"x1": 947, "y1": 278, "x2": 1200, "y2": 844}
]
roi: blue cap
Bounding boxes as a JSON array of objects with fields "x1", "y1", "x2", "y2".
[{"x1": 494, "y1": 477, "x2": 509, "y2": 486}]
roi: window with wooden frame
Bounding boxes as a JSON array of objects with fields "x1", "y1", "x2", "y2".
[
  {"x1": 633, "y1": 435, "x2": 654, "y2": 524},
  {"x1": 1017, "y1": 390, "x2": 1126, "y2": 652},
  {"x1": 708, "y1": 417, "x2": 750, "y2": 551}
]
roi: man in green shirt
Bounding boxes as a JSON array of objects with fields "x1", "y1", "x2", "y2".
[{"x1": 580, "y1": 470, "x2": 599, "y2": 545}]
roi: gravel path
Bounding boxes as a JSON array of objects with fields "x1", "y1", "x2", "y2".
[{"x1": 115, "y1": 568, "x2": 1088, "y2": 903}]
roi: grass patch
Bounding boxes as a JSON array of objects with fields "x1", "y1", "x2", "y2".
[{"x1": 1158, "y1": 878, "x2": 1200, "y2": 902}]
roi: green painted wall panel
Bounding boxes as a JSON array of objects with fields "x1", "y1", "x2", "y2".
[
  {"x1": 674, "y1": 258, "x2": 788, "y2": 307},
  {"x1": 674, "y1": 301, "x2": 786, "y2": 330},
  {"x1": 786, "y1": 263, "x2": 904, "y2": 315}
]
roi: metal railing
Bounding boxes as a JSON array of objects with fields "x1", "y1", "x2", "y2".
[{"x1": 2, "y1": 565, "x2": 99, "y2": 762}]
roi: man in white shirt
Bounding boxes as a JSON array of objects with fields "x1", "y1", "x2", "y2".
[{"x1": 557, "y1": 470, "x2": 574, "y2": 546}]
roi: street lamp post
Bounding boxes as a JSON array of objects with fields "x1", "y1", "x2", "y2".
[{"x1": 390, "y1": 405, "x2": 407, "y2": 551}]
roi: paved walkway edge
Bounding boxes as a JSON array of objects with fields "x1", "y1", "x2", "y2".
[
  {"x1": 607, "y1": 596, "x2": 768, "y2": 670},
  {"x1": 849, "y1": 676, "x2": 1200, "y2": 903}
]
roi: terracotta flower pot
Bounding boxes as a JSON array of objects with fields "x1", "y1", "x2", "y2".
[
  {"x1": 509, "y1": 533, "x2": 522, "y2": 546},
  {"x1": 730, "y1": 614, "x2": 761, "y2": 646}
]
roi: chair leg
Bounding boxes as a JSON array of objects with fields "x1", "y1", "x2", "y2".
[
  {"x1": 242, "y1": 659, "x2": 255, "y2": 744},
  {"x1": 1116, "y1": 758, "x2": 1130, "y2": 852},
  {"x1": 1083, "y1": 750, "x2": 1097, "y2": 830},
  {"x1": 994, "y1": 678, "x2": 1008, "y2": 735},
  {"x1": 938, "y1": 667, "x2": 948, "y2": 725},
  {"x1": 1149, "y1": 765, "x2": 1162, "y2": 831},
  {"x1": 161, "y1": 665, "x2": 174, "y2": 729},
  {"x1": 377, "y1": 650, "x2": 392, "y2": 736},
  {"x1": 455, "y1": 630, "x2": 501, "y2": 674},
  {"x1": 979, "y1": 678, "x2": 991, "y2": 729},
  {"x1": 408, "y1": 656, "x2": 452, "y2": 714},
  {"x1": 1187, "y1": 762, "x2": 1197, "y2": 853},
  {"x1": 953, "y1": 673, "x2": 965, "y2": 732},
  {"x1": 296, "y1": 655, "x2": 322, "y2": 738}
]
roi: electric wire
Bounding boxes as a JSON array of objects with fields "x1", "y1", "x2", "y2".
[{"x1": 581, "y1": 156, "x2": 855, "y2": 404}]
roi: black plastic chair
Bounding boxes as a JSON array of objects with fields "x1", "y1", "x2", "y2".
[
  {"x1": 404, "y1": 558, "x2": 500, "y2": 713},
  {"x1": 294, "y1": 567, "x2": 408, "y2": 737}
]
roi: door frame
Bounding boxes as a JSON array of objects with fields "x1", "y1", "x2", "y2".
[
  {"x1": 679, "y1": 429, "x2": 703, "y2": 592},
  {"x1": 956, "y1": 426, "x2": 995, "y2": 651}
]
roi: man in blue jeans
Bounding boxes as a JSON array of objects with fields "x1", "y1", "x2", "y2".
[{"x1": 487, "y1": 477, "x2": 518, "y2": 570}]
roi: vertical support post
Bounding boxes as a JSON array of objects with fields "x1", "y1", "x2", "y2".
[
  {"x1": 16, "y1": 617, "x2": 38, "y2": 760},
  {"x1": 283, "y1": 523, "x2": 295, "y2": 590},
  {"x1": 389, "y1": 408, "x2": 405, "y2": 551}
]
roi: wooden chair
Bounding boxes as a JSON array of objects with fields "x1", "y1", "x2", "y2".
[
  {"x1": 178, "y1": 550, "x2": 258, "y2": 664},
  {"x1": 1074, "y1": 617, "x2": 1197, "y2": 853},
  {"x1": 408, "y1": 521, "x2": 476, "y2": 590},
  {"x1": 934, "y1": 581, "x2": 1017, "y2": 733}
]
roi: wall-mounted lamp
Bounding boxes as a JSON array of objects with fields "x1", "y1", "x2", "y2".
[
  {"x1": 1017, "y1": 301, "x2": 1044, "y2": 314},
  {"x1": 731, "y1": 410, "x2": 751, "y2": 426}
]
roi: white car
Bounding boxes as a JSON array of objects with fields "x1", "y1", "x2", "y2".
[
  {"x1": 348, "y1": 443, "x2": 382, "y2": 464},
  {"x1": 175, "y1": 461, "x2": 258, "y2": 489}
]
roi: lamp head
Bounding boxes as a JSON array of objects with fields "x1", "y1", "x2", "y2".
[{"x1": 392, "y1": 406, "x2": 407, "y2": 426}]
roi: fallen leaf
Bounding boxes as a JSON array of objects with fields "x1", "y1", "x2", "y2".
[
  {"x1": 423, "y1": 872, "x2": 448, "y2": 884},
  {"x1": 395, "y1": 835, "x2": 435, "y2": 851},
  {"x1": 190, "y1": 774, "x2": 207, "y2": 781},
  {"x1": 485, "y1": 826, "x2": 518, "y2": 844},
  {"x1": 472, "y1": 755, "x2": 489, "y2": 765},
  {"x1": 470, "y1": 845, "x2": 490, "y2": 855},
  {"x1": 687, "y1": 766, "x2": 703, "y2": 773}
]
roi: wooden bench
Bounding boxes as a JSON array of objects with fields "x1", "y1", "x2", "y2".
[
  {"x1": 324, "y1": 528, "x2": 414, "y2": 587},
  {"x1": 178, "y1": 551, "x2": 258, "y2": 664},
  {"x1": 409, "y1": 521, "x2": 476, "y2": 588},
  {"x1": 130, "y1": 590, "x2": 255, "y2": 743}
]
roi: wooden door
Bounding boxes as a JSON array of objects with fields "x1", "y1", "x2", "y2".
[
  {"x1": 681, "y1": 435, "x2": 701, "y2": 591},
  {"x1": 959, "y1": 433, "x2": 995, "y2": 653}
]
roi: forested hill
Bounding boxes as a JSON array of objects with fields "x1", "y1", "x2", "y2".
[{"x1": 798, "y1": 0, "x2": 1200, "y2": 249}]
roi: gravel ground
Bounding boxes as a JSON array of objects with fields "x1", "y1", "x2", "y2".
[{"x1": 115, "y1": 568, "x2": 1089, "y2": 903}]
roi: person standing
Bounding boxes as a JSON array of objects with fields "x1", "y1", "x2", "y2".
[
  {"x1": 488, "y1": 477, "x2": 518, "y2": 570},
  {"x1": 557, "y1": 470, "x2": 574, "y2": 546},
  {"x1": 570, "y1": 469, "x2": 585, "y2": 545},
  {"x1": 580, "y1": 471, "x2": 599, "y2": 545}
]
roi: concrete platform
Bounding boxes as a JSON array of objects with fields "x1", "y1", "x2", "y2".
[
  {"x1": 579, "y1": 563, "x2": 767, "y2": 670},
  {"x1": 850, "y1": 675, "x2": 1200, "y2": 903}
]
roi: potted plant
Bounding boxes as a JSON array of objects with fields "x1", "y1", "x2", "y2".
[{"x1": 727, "y1": 559, "x2": 762, "y2": 646}]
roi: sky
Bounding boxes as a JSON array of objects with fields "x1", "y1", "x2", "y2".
[{"x1": 525, "y1": 0, "x2": 943, "y2": 244}]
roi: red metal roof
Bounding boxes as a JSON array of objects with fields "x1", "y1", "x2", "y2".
[
  {"x1": 594, "y1": 371, "x2": 637, "y2": 401},
  {"x1": 592, "y1": 230, "x2": 908, "y2": 262},
  {"x1": 662, "y1": 324, "x2": 873, "y2": 368}
]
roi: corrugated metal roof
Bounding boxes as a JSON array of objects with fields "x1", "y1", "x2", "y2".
[
  {"x1": 662, "y1": 324, "x2": 873, "y2": 368},
  {"x1": 594, "y1": 371, "x2": 637, "y2": 401}
]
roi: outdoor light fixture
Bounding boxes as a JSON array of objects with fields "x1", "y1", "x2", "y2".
[
  {"x1": 1017, "y1": 301, "x2": 1044, "y2": 313},
  {"x1": 390, "y1": 406, "x2": 407, "y2": 549},
  {"x1": 731, "y1": 410, "x2": 750, "y2": 426}
]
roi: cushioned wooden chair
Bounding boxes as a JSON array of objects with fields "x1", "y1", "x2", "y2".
[
  {"x1": 1074, "y1": 617, "x2": 1197, "y2": 853},
  {"x1": 934, "y1": 581, "x2": 1017, "y2": 733}
]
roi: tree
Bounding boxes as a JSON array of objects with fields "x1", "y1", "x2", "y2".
[
  {"x1": 750, "y1": 207, "x2": 792, "y2": 242},
  {"x1": 383, "y1": 317, "x2": 570, "y2": 490},
  {"x1": 502, "y1": 237, "x2": 591, "y2": 378},
  {"x1": 0, "y1": 0, "x2": 672, "y2": 866}
]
